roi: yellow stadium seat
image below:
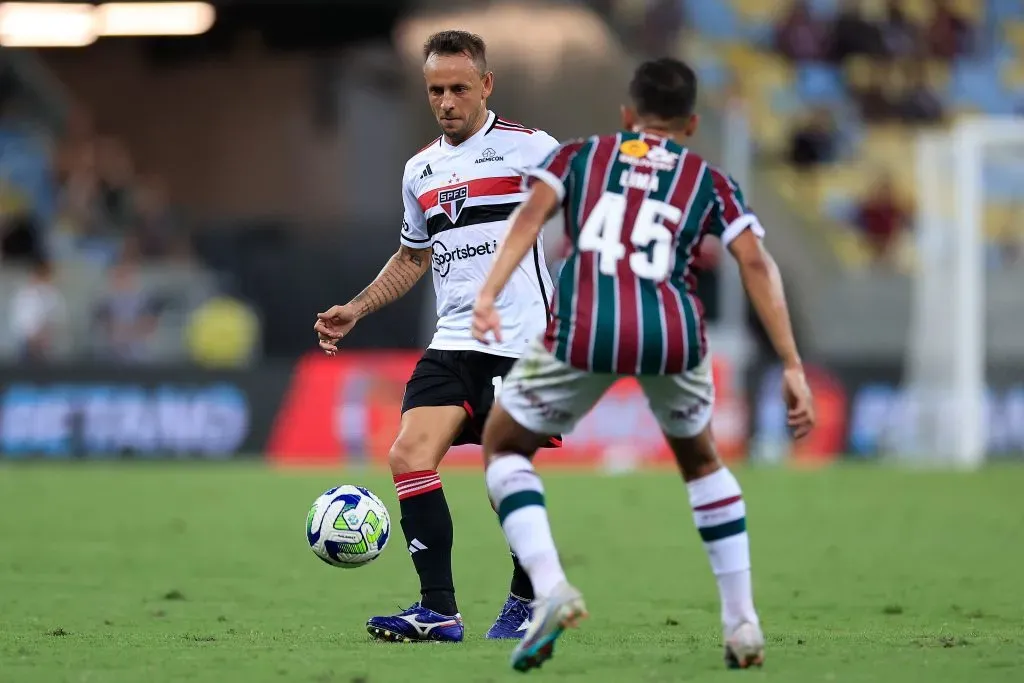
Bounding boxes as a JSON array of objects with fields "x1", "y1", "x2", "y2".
[
  {"x1": 722, "y1": 44, "x2": 759, "y2": 72},
  {"x1": 983, "y1": 203, "x2": 1023, "y2": 241},
  {"x1": 731, "y1": 0, "x2": 790, "y2": 24},
  {"x1": 923, "y1": 59, "x2": 951, "y2": 90},
  {"x1": 1005, "y1": 22, "x2": 1024, "y2": 53},
  {"x1": 816, "y1": 164, "x2": 872, "y2": 202},
  {"x1": 901, "y1": 0, "x2": 932, "y2": 24},
  {"x1": 752, "y1": 116, "x2": 789, "y2": 156},
  {"x1": 1002, "y1": 60, "x2": 1024, "y2": 90},
  {"x1": 861, "y1": 125, "x2": 915, "y2": 171},
  {"x1": 858, "y1": 0, "x2": 888, "y2": 22},
  {"x1": 834, "y1": 228, "x2": 872, "y2": 268},
  {"x1": 949, "y1": 0, "x2": 984, "y2": 21},
  {"x1": 844, "y1": 55, "x2": 878, "y2": 91}
]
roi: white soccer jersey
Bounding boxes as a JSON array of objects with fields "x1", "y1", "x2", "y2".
[{"x1": 400, "y1": 110, "x2": 558, "y2": 357}]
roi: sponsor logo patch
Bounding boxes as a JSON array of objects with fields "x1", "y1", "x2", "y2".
[
  {"x1": 431, "y1": 239, "x2": 498, "y2": 278},
  {"x1": 619, "y1": 139, "x2": 650, "y2": 158},
  {"x1": 475, "y1": 147, "x2": 504, "y2": 164}
]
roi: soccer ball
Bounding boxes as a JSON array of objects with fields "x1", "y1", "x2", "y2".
[{"x1": 306, "y1": 485, "x2": 391, "y2": 568}]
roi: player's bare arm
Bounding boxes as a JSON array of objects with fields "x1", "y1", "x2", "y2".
[
  {"x1": 315, "y1": 245, "x2": 431, "y2": 354},
  {"x1": 728, "y1": 230, "x2": 815, "y2": 438},
  {"x1": 472, "y1": 182, "x2": 559, "y2": 344}
]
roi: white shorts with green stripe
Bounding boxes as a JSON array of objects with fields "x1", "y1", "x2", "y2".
[{"x1": 497, "y1": 340, "x2": 715, "y2": 439}]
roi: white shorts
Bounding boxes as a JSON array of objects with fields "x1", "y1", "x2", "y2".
[{"x1": 498, "y1": 341, "x2": 715, "y2": 439}]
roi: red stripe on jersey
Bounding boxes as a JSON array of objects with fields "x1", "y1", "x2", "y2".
[
  {"x1": 663, "y1": 153, "x2": 706, "y2": 371},
  {"x1": 416, "y1": 136, "x2": 441, "y2": 154},
  {"x1": 493, "y1": 124, "x2": 534, "y2": 134},
  {"x1": 496, "y1": 117, "x2": 536, "y2": 131},
  {"x1": 417, "y1": 175, "x2": 522, "y2": 213},
  {"x1": 538, "y1": 140, "x2": 584, "y2": 183},
  {"x1": 710, "y1": 166, "x2": 743, "y2": 225},
  {"x1": 614, "y1": 182, "x2": 644, "y2": 374},
  {"x1": 569, "y1": 135, "x2": 617, "y2": 369},
  {"x1": 569, "y1": 250, "x2": 596, "y2": 369},
  {"x1": 668, "y1": 153, "x2": 707, "y2": 242},
  {"x1": 660, "y1": 282, "x2": 686, "y2": 374},
  {"x1": 543, "y1": 267, "x2": 562, "y2": 353}
]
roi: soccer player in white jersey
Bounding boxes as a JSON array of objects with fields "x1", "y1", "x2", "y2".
[{"x1": 314, "y1": 30, "x2": 560, "y2": 643}]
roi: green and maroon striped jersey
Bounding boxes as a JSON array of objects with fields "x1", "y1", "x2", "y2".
[{"x1": 526, "y1": 131, "x2": 764, "y2": 375}]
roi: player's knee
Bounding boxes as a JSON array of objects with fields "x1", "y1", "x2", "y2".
[
  {"x1": 387, "y1": 433, "x2": 435, "y2": 475},
  {"x1": 667, "y1": 427, "x2": 721, "y2": 480},
  {"x1": 482, "y1": 404, "x2": 546, "y2": 463}
]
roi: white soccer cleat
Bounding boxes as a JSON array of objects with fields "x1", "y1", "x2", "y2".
[
  {"x1": 724, "y1": 621, "x2": 765, "y2": 670},
  {"x1": 510, "y1": 582, "x2": 587, "y2": 672}
]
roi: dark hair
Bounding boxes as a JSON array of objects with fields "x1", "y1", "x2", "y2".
[
  {"x1": 423, "y1": 30, "x2": 487, "y2": 73},
  {"x1": 628, "y1": 58, "x2": 698, "y2": 121}
]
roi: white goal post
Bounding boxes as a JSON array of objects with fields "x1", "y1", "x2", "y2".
[{"x1": 907, "y1": 117, "x2": 1024, "y2": 468}]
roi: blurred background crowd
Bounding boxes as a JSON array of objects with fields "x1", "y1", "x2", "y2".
[{"x1": 0, "y1": 0, "x2": 1022, "y2": 371}]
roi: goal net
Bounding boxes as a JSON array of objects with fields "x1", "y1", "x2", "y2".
[{"x1": 905, "y1": 117, "x2": 1024, "y2": 467}]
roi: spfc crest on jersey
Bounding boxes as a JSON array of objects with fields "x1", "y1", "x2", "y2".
[{"x1": 437, "y1": 184, "x2": 469, "y2": 223}]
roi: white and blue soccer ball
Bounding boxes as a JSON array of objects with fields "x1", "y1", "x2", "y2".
[{"x1": 306, "y1": 485, "x2": 391, "y2": 568}]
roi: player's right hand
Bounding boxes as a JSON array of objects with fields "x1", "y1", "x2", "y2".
[
  {"x1": 782, "y1": 365, "x2": 815, "y2": 440},
  {"x1": 313, "y1": 305, "x2": 358, "y2": 357}
]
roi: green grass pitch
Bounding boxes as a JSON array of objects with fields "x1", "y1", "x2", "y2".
[{"x1": 1, "y1": 462, "x2": 1022, "y2": 682}]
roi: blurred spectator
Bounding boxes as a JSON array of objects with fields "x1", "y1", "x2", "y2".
[
  {"x1": 927, "y1": 0, "x2": 972, "y2": 59},
  {"x1": 133, "y1": 175, "x2": 183, "y2": 260},
  {"x1": 775, "y1": 1, "x2": 829, "y2": 62},
  {"x1": 51, "y1": 108, "x2": 190, "y2": 266},
  {"x1": 9, "y1": 255, "x2": 66, "y2": 361},
  {"x1": 830, "y1": 0, "x2": 883, "y2": 62},
  {"x1": 880, "y1": 0, "x2": 921, "y2": 59},
  {"x1": 94, "y1": 136, "x2": 136, "y2": 233},
  {"x1": 92, "y1": 246, "x2": 160, "y2": 363},
  {"x1": 788, "y1": 107, "x2": 838, "y2": 169},
  {"x1": 854, "y1": 66, "x2": 899, "y2": 122},
  {"x1": 857, "y1": 174, "x2": 910, "y2": 264},
  {"x1": 898, "y1": 60, "x2": 945, "y2": 123},
  {"x1": 0, "y1": 209, "x2": 41, "y2": 261}
]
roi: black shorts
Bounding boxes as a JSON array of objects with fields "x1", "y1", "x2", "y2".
[{"x1": 402, "y1": 348, "x2": 562, "y2": 448}]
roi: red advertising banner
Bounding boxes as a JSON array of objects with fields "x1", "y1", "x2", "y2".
[{"x1": 268, "y1": 351, "x2": 747, "y2": 468}]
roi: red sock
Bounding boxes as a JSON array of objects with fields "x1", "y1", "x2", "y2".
[{"x1": 394, "y1": 470, "x2": 442, "y2": 501}]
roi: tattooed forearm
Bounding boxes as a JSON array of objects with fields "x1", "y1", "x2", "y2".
[{"x1": 347, "y1": 246, "x2": 430, "y2": 318}]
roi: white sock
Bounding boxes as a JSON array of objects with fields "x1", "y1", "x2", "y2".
[
  {"x1": 687, "y1": 467, "x2": 759, "y2": 631},
  {"x1": 486, "y1": 454, "x2": 566, "y2": 599}
]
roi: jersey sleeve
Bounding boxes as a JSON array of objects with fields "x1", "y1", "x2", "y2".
[
  {"x1": 399, "y1": 168, "x2": 431, "y2": 249},
  {"x1": 524, "y1": 139, "x2": 586, "y2": 204},
  {"x1": 705, "y1": 166, "x2": 765, "y2": 247}
]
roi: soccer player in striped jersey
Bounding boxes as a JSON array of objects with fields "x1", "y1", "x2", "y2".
[
  {"x1": 314, "y1": 31, "x2": 561, "y2": 643},
  {"x1": 471, "y1": 58, "x2": 816, "y2": 672}
]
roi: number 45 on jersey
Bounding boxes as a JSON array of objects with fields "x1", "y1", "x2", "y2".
[{"x1": 578, "y1": 193, "x2": 682, "y2": 281}]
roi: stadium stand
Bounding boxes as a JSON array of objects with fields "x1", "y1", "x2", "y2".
[{"x1": 669, "y1": 0, "x2": 1024, "y2": 270}]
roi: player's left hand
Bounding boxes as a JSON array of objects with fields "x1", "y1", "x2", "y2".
[
  {"x1": 782, "y1": 365, "x2": 815, "y2": 440},
  {"x1": 472, "y1": 294, "x2": 502, "y2": 344}
]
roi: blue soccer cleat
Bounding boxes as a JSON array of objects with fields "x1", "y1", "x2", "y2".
[
  {"x1": 486, "y1": 594, "x2": 533, "y2": 640},
  {"x1": 366, "y1": 603, "x2": 464, "y2": 643}
]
